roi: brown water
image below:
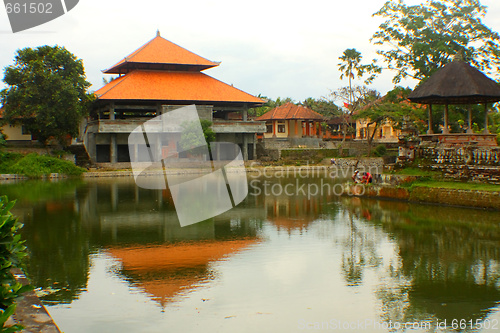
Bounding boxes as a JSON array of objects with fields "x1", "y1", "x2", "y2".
[{"x1": 1, "y1": 175, "x2": 499, "y2": 332}]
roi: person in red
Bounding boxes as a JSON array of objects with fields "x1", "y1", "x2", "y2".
[{"x1": 362, "y1": 172, "x2": 373, "y2": 184}]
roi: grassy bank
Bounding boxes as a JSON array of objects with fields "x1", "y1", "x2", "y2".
[{"x1": 0, "y1": 152, "x2": 86, "y2": 177}]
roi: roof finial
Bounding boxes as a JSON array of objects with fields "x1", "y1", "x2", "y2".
[{"x1": 156, "y1": 29, "x2": 160, "y2": 37}]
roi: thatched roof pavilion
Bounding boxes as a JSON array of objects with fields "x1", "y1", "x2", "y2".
[{"x1": 408, "y1": 58, "x2": 500, "y2": 146}]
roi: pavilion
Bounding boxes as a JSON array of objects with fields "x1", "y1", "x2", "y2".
[
  {"x1": 256, "y1": 103, "x2": 324, "y2": 140},
  {"x1": 408, "y1": 58, "x2": 500, "y2": 147},
  {"x1": 84, "y1": 31, "x2": 265, "y2": 163}
]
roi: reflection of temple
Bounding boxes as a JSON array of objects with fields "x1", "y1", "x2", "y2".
[
  {"x1": 8, "y1": 178, "x2": 264, "y2": 306},
  {"x1": 107, "y1": 240, "x2": 255, "y2": 307}
]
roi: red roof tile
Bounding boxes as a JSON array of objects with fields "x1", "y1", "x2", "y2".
[
  {"x1": 95, "y1": 70, "x2": 264, "y2": 105},
  {"x1": 256, "y1": 103, "x2": 324, "y2": 121},
  {"x1": 103, "y1": 32, "x2": 220, "y2": 74}
]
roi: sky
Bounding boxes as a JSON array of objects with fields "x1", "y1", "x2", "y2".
[{"x1": 1, "y1": 0, "x2": 500, "y2": 105}]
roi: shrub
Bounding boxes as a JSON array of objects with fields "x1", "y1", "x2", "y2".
[
  {"x1": 9, "y1": 154, "x2": 86, "y2": 177},
  {"x1": 0, "y1": 196, "x2": 32, "y2": 332},
  {"x1": 373, "y1": 144, "x2": 387, "y2": 157},
  {"x1": 0, "y1": 153, "x2": 23, "y2": 174}
]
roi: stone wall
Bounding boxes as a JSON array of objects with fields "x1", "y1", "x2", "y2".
[{"x1": 344, "y1": 184, "x2": 500, "y2": 210}]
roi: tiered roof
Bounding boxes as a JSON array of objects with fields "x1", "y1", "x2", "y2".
[
  {"x1": 256, "y1": 103, "x2": 324, "y2": 121},
  {"x1": 97, "y1": 32, "x2": 263, "y2": 106},
  {"x1": 103, "y1": 31, "x2": 220, "y2": 74}
]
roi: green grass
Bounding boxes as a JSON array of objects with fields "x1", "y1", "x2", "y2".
[
  {"x1": 410, "y1": 179, "x2": 500, "y2": 192},
  {"x1": 2, "y1": 153, "x2": 86, "y2": 177},
  {"x1": 392, "y1": 167, "x2": 441, "y2": 177}
]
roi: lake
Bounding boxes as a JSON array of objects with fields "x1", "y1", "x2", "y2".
[{"x1": 1, "y1": 173, "x2": 499, "y2": 332}]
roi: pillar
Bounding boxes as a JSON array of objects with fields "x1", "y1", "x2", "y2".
[
  {"x1": 427, "y1": 104, "x2": 434, "y2": 134},
  {"x1": 318, "y1": 122, "x2": 322, "y2": 138},
  {"x1": 243, "y1": 134, "x2": 248, "y2": 161},
  {"x1": 483, "y1": 103, "x2": 490, "y2": 134},
  {"x1": 295, "y1": 120, "x2": 299, "y2": 137},
  {"x1": 272, "y1": 121, "x2": 276, "y2": 137},
  {"x1": 443, "y1": 104, "x2": 449, "y2": 134},
  {"x1": 110, "y1": 133, "x2": 117, "y2": 163},
  {"x1": 156, "y1": 134, "x2": 162, "y2": 160},
  {"x1": 253, "y1": 141, "x2": 257, "y2": 160},
  {"x1": 242, "y1": 107, "x2": 248, "y2": 121},
  {"x1": 467, "y1": 105, "x2": 473, "y2": 134},
  {"x1": 109, "y1": 102, "x2": 115, "y2": 120},
  {"x1": 133, "y1": 143, "x2": 138, "y2": 162},
  {"x1": 306, "y1": 121, "x2": 310, "y2": 137}
]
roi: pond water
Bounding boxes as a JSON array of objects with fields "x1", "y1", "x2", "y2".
[{"x1": 1, "y1": 174, "x2": 500, "y2": 333}]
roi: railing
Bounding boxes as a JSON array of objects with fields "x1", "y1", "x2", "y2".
[{"x1": 420, "y1": 147, "x2": 500, "y2": 166}]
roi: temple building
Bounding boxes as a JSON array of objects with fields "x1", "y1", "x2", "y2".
[
  {"x1": 255, "y1": 103, "x2": 325, "y2": 148},
  {"x1": 83, "y1": 31, "x2": 265, "y2": 163}
]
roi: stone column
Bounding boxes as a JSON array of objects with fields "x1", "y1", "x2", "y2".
[
  {"x1": 242, "y1": 107, "x2": 248, "y2": 121},
  {"x1": 483, "y1": 103, "x2": 490, "y2": 134},
  {"x1": 110, "y1": 133, "x2": 117, "y2": 163},
  {"x1": 242, "y1": 134, "x2": 248, "y2": 161},
  {"x1": 109, "y1": 102, "x2": 115, "y2": 120},
  {"x1": 427, "y1": 104, "x2": 434, "y2": 134},
  {"x1": 443, "y1": 104, "x2": 450, "y2": 134},
  {"x1": 156, "y1": 134, "x2": 162, "y2": 160},
  {"x1": 467, "y1": 105, "x2": 473, "y2": 134},
  {"x1": 253, "y1": 140, "x2": 257, "y2": 160}
]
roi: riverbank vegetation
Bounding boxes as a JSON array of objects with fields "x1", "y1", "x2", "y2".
[
  {"x1": 0, "y1": 196, "x2": 31, "y2": 332},
  {"x1": 0, "y1": 153, "x2": 86, "y2": 177}
]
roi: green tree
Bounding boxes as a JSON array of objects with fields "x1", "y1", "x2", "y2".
[
  {"x1": 302, "y1": 97, "x2": 342, "y2": 118},
  {"x1": 248, "y1": 95, "x2": 295, "y2": 118},
  {"x1": 372, "y1": 0, "x2": 500, "y2": 83},
  {"x1": 338, "y1": 49, "x2": 381, "y2": 108},
  {"x1": 354, "y1": 86, "x2": 423, "y2": 155},
  {"x1": 179, "y1": 120, "x2": 215, "y2": 157},
  {"x1": 1, "y1": 46, "x2": 94, "y2": 146}
]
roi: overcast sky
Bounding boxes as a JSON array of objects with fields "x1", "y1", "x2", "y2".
[{"x1": 1, "y1": 0, "x2": 500, "y2": 105}]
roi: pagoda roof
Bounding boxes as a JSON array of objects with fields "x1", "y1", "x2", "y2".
[
  {"x1": 408, "y1": 60, "x2": 500, "y2": 105},
  {"x1": 95, "y1": 70, "x2": 264, "y2": 106},
  {"x1": 256, "y1": 103, "x2": 324, "y2": 121},
  {"x1": 103, "y1": 32, "x2": 220, "y2": 74}
]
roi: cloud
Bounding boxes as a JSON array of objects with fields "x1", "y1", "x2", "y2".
[{"x1": 0, "y1": 0, "x2": 499, "y2": 101}]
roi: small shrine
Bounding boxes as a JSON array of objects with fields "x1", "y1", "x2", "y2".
[{"x1": 408, "y1": 56, "x2": 500, "y2": 148}]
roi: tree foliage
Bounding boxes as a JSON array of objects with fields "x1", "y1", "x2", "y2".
[
  {"x1": 0, "y1": 196, "x2": 32, "y2": 332},
  {"x1": 1, "y1": 45, "x2": 94, "y2": 146},
  {"x1": 354, "y1": 86, "x2": 426, "y2": 149},
  {"x1": 248, "y1": 95, "x2": 295, "y2": 118},
  {"x1": 179, "y1": 120, "x2": 215, "y2": 156},
  {"x1": 302, "y1": 97, "x2": 342, "y2": 118},
  {"x1": 338, "y1": 48, "x2": 381, "y2": 89},
  {"x1": 372, "y1": 0, "x2": 500, "y2": 83}
]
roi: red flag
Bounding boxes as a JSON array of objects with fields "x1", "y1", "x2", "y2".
[{"x1": 344, "y1": 102, "x2": 350, "y2": 108}]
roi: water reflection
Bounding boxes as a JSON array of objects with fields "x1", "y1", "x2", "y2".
[
  {"x1": 341, "y1": 196, "x2": 500, "y2": 326},
  {"x1": 0, "y1": 176, "x2": 499, "y2": 332}
]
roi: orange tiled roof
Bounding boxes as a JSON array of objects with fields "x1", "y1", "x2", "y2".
[
  {"x1": 95, "y1": 70, "x2": 264, "y2": 105},
  {"x1": 256, "y1": 102, "x2": 324, "y2": 121},
  {"x1": 103, "y1": 32, "x2": 220, "y2": 74}
]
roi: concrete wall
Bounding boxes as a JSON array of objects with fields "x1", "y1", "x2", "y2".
[{"x1": 2, "y1": 124, "x2": 31, "y2": 141}]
